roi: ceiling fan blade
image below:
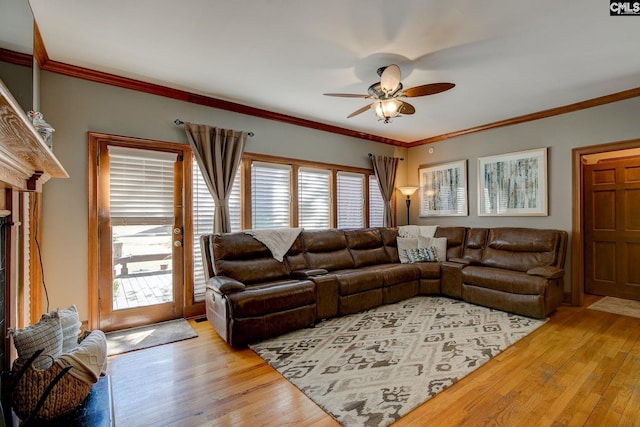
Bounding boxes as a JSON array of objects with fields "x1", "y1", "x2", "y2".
[
  {"x1": 403, "y1": 82, "x2": 455, "y2": 97},
  {"x1": 324, "y1": 93, "x2": 369, "y2": 98},
  {"x1": 398, "y1": 101, "x2": 415, "y2": 115},
  {"x1": 347, "y1": 103, "x2": 374, "y2": 118},
  {"x1": 380, "y1": 64, "x2": 401, "y2": 93}
]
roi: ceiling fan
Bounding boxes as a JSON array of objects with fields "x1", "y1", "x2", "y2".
[{"x1": 324, "y1": 64, "x2": 455, "y2": 123}]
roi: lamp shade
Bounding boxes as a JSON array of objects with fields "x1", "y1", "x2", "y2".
[
  {"x1": 374, "y1": 99, "x2": 402, "y2": 121},
  {"x1": 397, "y1": 186, "x2": 418, "y2": 196}
]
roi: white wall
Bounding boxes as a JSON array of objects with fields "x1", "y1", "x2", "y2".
[
  {"x1": 406, "y1": 96, "x2": 640, "y2": 291},
  {"x1": 39, "y1": 71, "x2": 406, "y2": 321}
]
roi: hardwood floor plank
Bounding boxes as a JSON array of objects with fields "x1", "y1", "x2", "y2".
[{"x1": 107, "y1": 295, "x2": 640, "y2": 426}]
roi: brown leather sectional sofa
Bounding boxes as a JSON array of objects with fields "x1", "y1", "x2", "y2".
[{"x1": 200, "y1": 226, "x2": 567, "y2": 347}]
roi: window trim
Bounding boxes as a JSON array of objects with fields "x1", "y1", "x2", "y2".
[{"x1": 237, "y1": 152, "x2": 393, "y2": 229}]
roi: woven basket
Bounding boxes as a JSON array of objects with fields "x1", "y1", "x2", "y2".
[{"x1": 10, "y1": 358, "x2": 92, "y2": 421}]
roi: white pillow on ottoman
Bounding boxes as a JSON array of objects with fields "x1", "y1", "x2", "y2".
[
  {"x1": 9, "y1": 312, "x2": 63, "y2": 369},
  {"x1": 54, "y1": 305, "x2": 82, "y2": 353}
]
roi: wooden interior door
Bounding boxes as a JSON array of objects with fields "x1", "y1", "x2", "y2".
[{"x1": 584, "y1": 157, "x2": 640, "y2": 299}]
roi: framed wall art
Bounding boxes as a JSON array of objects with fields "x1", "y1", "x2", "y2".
[
  {"x1": 418, "y1": 159, "x2": 468, "y2": 217},
  {"x1": 477, "y1": 147, "x2": 547, "y2": 216}
]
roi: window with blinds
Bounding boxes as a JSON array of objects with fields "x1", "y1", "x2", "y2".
[
  {"x1": 192, "y1": 162, "x2": 240, "y2": 301},
  {"x1": 251, "y1": 162, "x2": 291, "y2": 229},
  {"x1": 298, "y1": 167, "x2": 331, "y2": 230},
  {"x1": 337, "y1": 171, "x2": 364, "y2": 228},
  {"x1": 108, "y1": 146, "x2": 177, "y2": 226},
  {"x1": 369, "y1": 175, "x2": 385, "y2": 227}
]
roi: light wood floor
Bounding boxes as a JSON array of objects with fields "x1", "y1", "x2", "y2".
[{"x1": 107, "y1": 295, "x2": 640, "y2": 426}]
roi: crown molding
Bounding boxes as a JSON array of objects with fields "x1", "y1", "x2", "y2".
[
  {"x1": 0, "y1": 48, "x2": 32, "y2": 68},
  {"x1": 408, "y1": 87, "x2": 640, "y2": 147},
  {"x1": 3, "y1": 32, "x2": 638, "y2": 149}
]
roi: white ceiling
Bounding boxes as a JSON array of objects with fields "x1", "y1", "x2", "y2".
[{"x1": 11, "y1": 1, "x2": 640, "y2": 143}]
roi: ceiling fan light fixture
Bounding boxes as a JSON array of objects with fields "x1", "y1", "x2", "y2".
[{"x1": 374, "y1": 99, "x2": 402, "y2": 123}]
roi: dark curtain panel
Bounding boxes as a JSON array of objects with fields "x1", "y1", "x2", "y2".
[
  {"x1": 185, "y1": 123, "x2": 248, "y2": 233},
  {"x1": 371, "y1": 155, "x2": 400, "y2": 227}
]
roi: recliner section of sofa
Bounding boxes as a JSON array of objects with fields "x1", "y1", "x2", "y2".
[{"x1": 201, "y1": 226, "x2": 567, "y2": 347}]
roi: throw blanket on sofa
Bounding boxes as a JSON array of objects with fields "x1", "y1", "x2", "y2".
[{"x1": 244, "y1": 228, "x2": 303, "y2": 261}]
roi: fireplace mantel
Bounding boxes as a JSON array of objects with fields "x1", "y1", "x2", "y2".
[{"x1": 0, "y1": 78, "x2": 68, "y2": 196}]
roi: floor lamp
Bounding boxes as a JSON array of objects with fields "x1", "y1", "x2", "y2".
[{"x1": 397, "y1": 186, "x2": 418, "y2": 224}]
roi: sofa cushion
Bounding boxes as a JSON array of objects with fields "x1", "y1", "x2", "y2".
[
  {"x1": 304, "y1": 230, "x2": 355, "y2": 271},
  {"x1": 367, "y1": 264, "x2": 420, "y2": 286},
  {"x1": 462, "y1": 266, "x2": 549, "y2": 295},
  {"x1": 481, "y1": 228, "x2": 559, "y2": 272},
  {"x1": 461, "y1": 228, "x2": 489, "y2": 264},
  {"x1": 226, "y1": 279, "x2": 316, "y2": 317},
  {"x1": 335, "y1": 270, "x2": 383, "y2": 295},
  {"x1": 212, "y1": 233, "x2": 290, "y2": 284},
  {"x1": 351, "y1": 247, "x2": 391, "y2": 268},
  {"x1": 379, "y1": 227, "x2": 400, "y2": 263},
  {"x1": 284, "y1": 233, "x2": 308, "y2": 271},
  {"x1": 212, "y1": 232, "x2": 271, "y2": 260},
  {"x1": 345, "y1": 229, "x2": 391, "y2": 267},
  {"x1": 434, "y1": 227, "x2": 467, "y2": 259},
  {"x1": 215, "y1": 258, "x2": 290, "y2": 285},
  {"x1": 412, "y1": 262, "x2": 441, "y2": 279}
]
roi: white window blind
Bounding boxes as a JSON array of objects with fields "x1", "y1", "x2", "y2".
[
  {"x1": 108, "y1": 146, "x2": 177, "y2": 226},
  {"x1": 369, "y1": 175, "x2": 385, "y2": 227},
  {"x1": 192, "y1": 162, "x2": 240, "y2": 301},
  {"x1": 228, "y1": 172, "x2": 241, "y2": 232},
  {"x1": 252, "y1": 161, "x2": 291, "y2": 229},
  {"x1": 298, "y1": 167, "x2": 331, "y2": 230},
  {"x1": 337, "y1": 171, "x2": 364, "y2": 228}
]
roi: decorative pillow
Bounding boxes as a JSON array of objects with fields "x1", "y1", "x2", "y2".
[
  {"x1": 52, "y1": 305, "x2": 82, "y2": 353},
  {"x1": 405, "y1": 247, "x2": 439, "y2": 264},
  {"x1": 9, "y1": 312, "x2": 63, "y2": 369},
  {"x1": 398, "y1": 225, "x2": 438, "y2": 239},
  {"x1": 396, "y1": 237, "x2": 418, "y2": 264},
  {"x1": 418, "y1": 236, "x2": 448, "y2": 261}
]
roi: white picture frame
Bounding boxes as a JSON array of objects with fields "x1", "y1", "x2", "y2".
[
  {"x1": 477, "y1": 147, "x2": 548, "y2": 216},
  {"x1": 418, "y1": 159, "x2": 468, "y2": 217}
]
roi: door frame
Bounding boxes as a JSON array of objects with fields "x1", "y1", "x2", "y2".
[
  {"x1": 88, "y1": 132, "x2": 203, "y2": 330},
  {"x1": 571, "y1": 137, "x2": 640, "y2": 307}
]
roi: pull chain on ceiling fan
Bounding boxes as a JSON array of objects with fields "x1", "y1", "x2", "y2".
[{"x1": 324, "y1": 64, "x2": 455, "y2": 123}]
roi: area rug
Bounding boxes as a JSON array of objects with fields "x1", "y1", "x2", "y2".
[
  {"x1": 588, "y1": 296, "x2": 640, "y2": 319},
  {"x1": 106, "y1": 318, "x2": 197, "y2": 356},
  {"x1": 250, "y1": 296, "x2": 546, "y2": 427}
]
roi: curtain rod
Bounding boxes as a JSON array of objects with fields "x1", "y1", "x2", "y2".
[
  {"x1": 174, "y1": 119, "x2": 254, "y2": 137},
  {"x1": 368, "y1": 153, "x2": 404, "y2": 160}
]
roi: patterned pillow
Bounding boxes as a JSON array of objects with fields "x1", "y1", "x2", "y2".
[
  {"x1": 418, "y1": 236, "x2": 447, "y2": 262},
  {"x1": 53, "y1": 305, "x2": 82, "y2": 353},
  {"x1": 9, "y1": 312, "x2": 63, "y2": 369},
  {"x1": 396, "y1": 237, "x2": 419, "y2": 264},
  {"x1": 405, "y1": 246, "x2": 438, "y2": 263}
]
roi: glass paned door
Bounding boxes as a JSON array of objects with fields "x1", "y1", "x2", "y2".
[{"x1": 98, "y1": 144, "x2": 185, "y2": 331}]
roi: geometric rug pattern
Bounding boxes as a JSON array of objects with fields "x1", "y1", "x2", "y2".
[{"x1": 250, "y1": 296, "x2": 546, "y2": 427}]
